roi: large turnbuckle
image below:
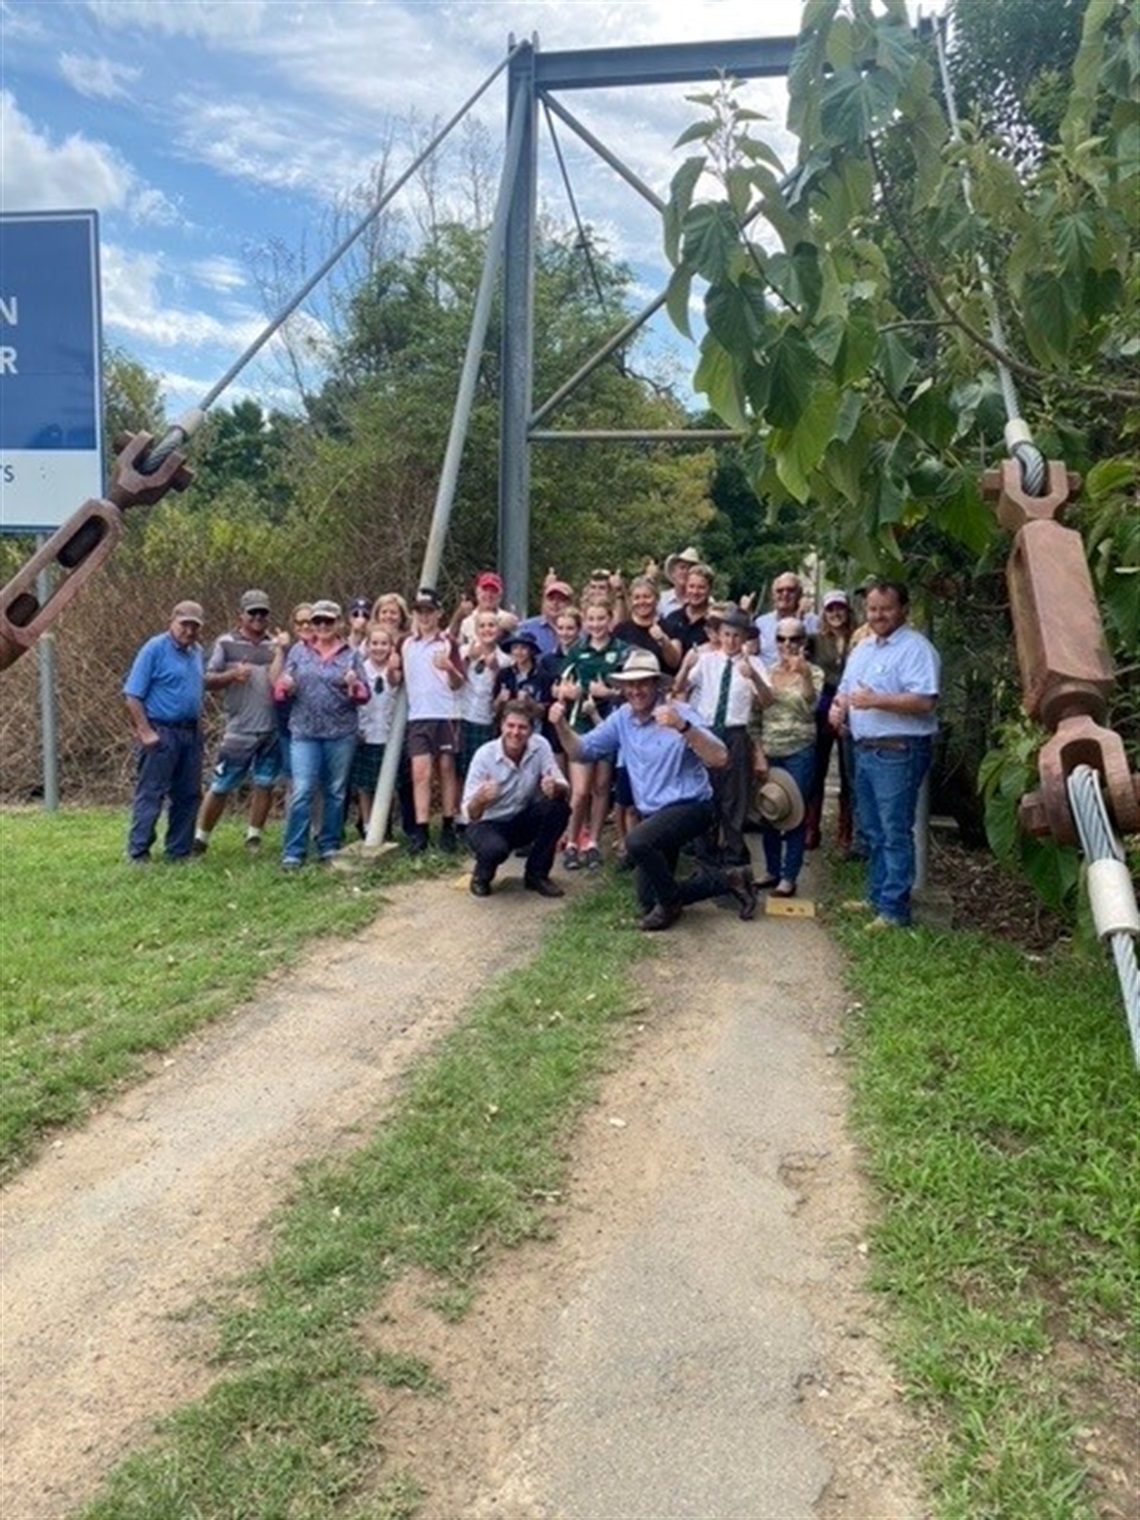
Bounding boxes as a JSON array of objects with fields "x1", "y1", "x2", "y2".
[
  {"x1": 984, "y1": 457, "x2": 1140, "y2": 845},
  {"x1": 0, "y1": 434, "x2": 192, "y2": 672}
]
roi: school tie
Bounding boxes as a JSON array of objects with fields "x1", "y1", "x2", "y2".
[{"x1": 712, "y1": 656, "x2": 733, "y2": 738}]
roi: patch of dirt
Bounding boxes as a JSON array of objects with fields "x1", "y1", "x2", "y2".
[{"x1": 929, "y1": 833, "x2": 1071, "y2": 954}]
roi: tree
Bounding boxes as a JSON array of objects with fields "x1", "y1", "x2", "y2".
[
  {"x1": 662, "y1": 0, "x2": 1138, "y2": 893},
  {"x1": 103, "y1": 345, "x2": 165, "y2": 444}
]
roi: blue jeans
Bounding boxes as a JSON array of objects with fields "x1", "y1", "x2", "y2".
[
  {"x1": 854, "y1": 737, "x2": 932, "y2": 924},
  {"x1": 127, "y1": 722, "x2": 202, "y2": 860},
  {"x1": 282, "y1": 734, "x2": 357, "y2": 863},
  {"x1": 761, "y1": 745, "x2": 816, "y2": 885}
]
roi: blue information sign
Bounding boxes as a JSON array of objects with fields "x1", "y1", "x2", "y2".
[{"x1": 0, "y1": 210, "x2": 104, "y2": 531}]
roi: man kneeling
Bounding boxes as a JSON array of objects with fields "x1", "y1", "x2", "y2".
[{"x1": 461, "y1": 702, "x2": 571, "y2": 898}]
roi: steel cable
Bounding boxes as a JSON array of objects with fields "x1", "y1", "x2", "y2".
[
  {"x1": 933, "y1": 18, "x2": 1047, "y2": 499},
  {"x1": 1070, "y1": 766, "x2": 1136, "y2": 1064}
]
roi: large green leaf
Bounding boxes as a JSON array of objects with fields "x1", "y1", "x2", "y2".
[
  {"x1": 1052, "y1": 210, "x2": 1099, "y2": 278},
  {"x1": 933, "y1": 475, "x2": 999, "y2": 558},
  {"x1": 693, "y1": 333, "x2": 748, "y2": 431},
  {"x1": 664, "y1": 264, "x2": 694, "y2": 340},
  {"x1": 771, "y1": 380, "x2": 841, "y2": 503},
  {"x1": 681, "y1": 202, "x2": 742, "y2": 284},
  {"x1": 875, "y1": 11, "x2": 919, "y2": 80},
  {"x1": 905, "y1": 382, "x2": 957, "y2": 452},
  {"x1": 1022, "y1": 269, "x2": 1081, "y2": 364},
  {"x1": 819, "y1": 65, "x2": 901, "y2": 148},
  {"x1": 705, "y1": 275, "x2": 769, "y2": 360},
  {"x1": 878, "y1": 330, "x2": 918, "y2": 399},
  {"x1": 766, "y1": 328, "x2": 818, "y2": 429},
  {"x1": 765, "y1": 243, "x2": 824, "y2": 318},
  {"x1": 664, "y1": 157, "x2": 706, "y2": 265},
  {"x1": 834, "y1": 312, "x2": 879, "y2": 386}
]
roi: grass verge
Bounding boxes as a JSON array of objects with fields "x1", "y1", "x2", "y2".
[
  {"x1": 0, "y1": 807, "x2": 452, "y2": 1178},
  {"x1": 77, "y1": 874, "x2": 648, "y2": 1519},
  {"x1": 834, "y1": 878, "x2": 1139, "y2": 1520}
]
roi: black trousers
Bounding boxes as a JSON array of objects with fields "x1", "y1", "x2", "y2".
[
  {"x1": 625, "y1": 798, "x2": 734, "y2": 911},
  {"x1": 466, "y1": 793, "x2": 571, "y2": 884}
]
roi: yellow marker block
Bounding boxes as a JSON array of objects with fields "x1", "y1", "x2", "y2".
[
  {"x1": 453, "y1": 872, "x2": 474, "y2": 891},
  {"x1": 764, "y1": 896, "x2": 816, "y2": 918}
]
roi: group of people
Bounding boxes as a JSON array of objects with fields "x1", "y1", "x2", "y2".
[{"x1": 122, "y1": 556, "x2": 940, "y2": 931}]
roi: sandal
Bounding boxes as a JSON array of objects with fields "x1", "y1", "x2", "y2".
[
  {"x1": 754, "y1": 876, "x2": 780, "y2": 891},
  {"x1": 771, "y1": 880, "x2": 797, "y2": 898}
]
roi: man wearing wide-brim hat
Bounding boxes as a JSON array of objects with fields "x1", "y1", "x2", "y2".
[
  {"x1": 549, "y1": 648, "x2": 755, "y2": 930},
  {"x1": 658, "y1": 546, "x2": 702, "y2": 620}
]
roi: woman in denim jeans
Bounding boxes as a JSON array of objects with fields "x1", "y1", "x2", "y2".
[
  {"x1": 275, "y1": 599, "x2": 368, "y2": 868},
  {"x1": 756, "y1": 617, "x2": 824, "y2": 897}
]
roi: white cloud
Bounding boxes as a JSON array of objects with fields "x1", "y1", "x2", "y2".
[
  {"x1": 0, "y1": 91, "x2": 180, "y2": 225},
  {"x1": 82, "y1": 0, "x2": 268, "y2": 42},
  {"x1": 0, "y1": 89, "x2": 133, "y2": 212},
  {"x1": 100, "y1": 242, "x2": 263, "y2": 351},
  {"x1": 188, "y1": 256, "x2": 249, "y2": 294},
  {"x1": 58, "y1": 52, "x2": 141, "y2": 101}
]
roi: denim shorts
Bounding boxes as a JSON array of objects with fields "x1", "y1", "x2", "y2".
[{"x1": 209, "y1": 735, "x2": 283, "y2": 794}]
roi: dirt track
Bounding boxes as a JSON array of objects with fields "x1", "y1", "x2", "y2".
[{"x1": 1, "y1": 857, "x2": 927, "y2": 1519}]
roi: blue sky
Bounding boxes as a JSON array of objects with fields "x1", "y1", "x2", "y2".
[{"x1": 1, "y1": 0, "x2": 815, "y2": 424}]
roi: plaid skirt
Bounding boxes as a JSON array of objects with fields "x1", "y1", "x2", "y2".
[
  {"x1": 458, "y1": 721, "x2": 495, "y2": 778},
  {"x1": 350, "y1": 741, "x2": 385, "y2": 793}
]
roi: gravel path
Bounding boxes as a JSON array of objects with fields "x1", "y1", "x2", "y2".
[{"x1": 1, "y1": 856, "x2": 927, "y2": 1519}]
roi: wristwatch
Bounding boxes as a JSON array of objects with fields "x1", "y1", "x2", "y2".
[{"x1": 679, "y1": 720, "x2": 692, "y2": 735}]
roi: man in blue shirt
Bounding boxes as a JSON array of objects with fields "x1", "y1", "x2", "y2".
[
  {"x1": 550, "y1": 649, "x2": 755, "y2": 930},
  {"x1": 831, "y1": 580, "x2": 939, "y2": 928},
  {"x1": 122, "y1": 600, "x2": 207, "y2": 862}
]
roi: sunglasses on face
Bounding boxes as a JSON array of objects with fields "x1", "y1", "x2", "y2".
[
  {"x1": 311, "y1": 616, "x2": 335, "y2": 626},
  {"x1": 776, "y1": 636, "x2": 804, "y2": 644},
  {"x1": 246, "y1": 609, "x2": 269, "y2": 618},
  {"x1": 294, "y1": 618, "x2": 312, "y2": 627}
]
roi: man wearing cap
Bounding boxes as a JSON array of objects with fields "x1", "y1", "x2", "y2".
[
  {"x1": 754, "y1": 572, "x2": 820, "y2": 666},
  {"x1": 455, "y1": 571, "x2": 519, "y2": 645},
  {"x1": 658, "y1": 547, "x2": 701, "y2": 620},
  {"x1": 516, "y1": 577, "x2": 575, "y2": 657},
  {"x1": 192, "y1": 589, "x2": 286, "y2": 856},
  {"x1": 830, "y1": 580, "x2": 939, "y2": 929},
  {"x1": 550, "y1": 649, "x2": 754, "y2": 930},
  {"x1": 402, "y1": 587, "x2": 465, "y2": 853},
  {"x1": 461, "y1": 701, "x2": 570, "y2": 899},
  {"x1": 122, "y1": 600, "x2": 208, "y2": 863}
]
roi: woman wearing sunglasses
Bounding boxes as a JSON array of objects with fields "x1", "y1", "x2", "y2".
[
  {"x1": 275, "y1": 599, "x2": 369, "y2": 869},
  {"x1": 755, "y1": 617, "x2": 824, "y2": 897}
]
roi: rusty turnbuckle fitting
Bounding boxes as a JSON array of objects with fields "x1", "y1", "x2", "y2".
[
  {"x1": 984, "y1": 457, "x2": 1140, "y2": 845},
  {"x1": 0, "y1": 433, "x2": 192, "y2": 672}
]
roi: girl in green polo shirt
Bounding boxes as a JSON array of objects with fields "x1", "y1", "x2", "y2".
[{"x1": 556, "y1": 602, "x2": 628, "y2": 870}]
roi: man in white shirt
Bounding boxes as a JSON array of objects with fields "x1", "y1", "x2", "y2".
[
  {"x1": 461, "y1": 703, "x2": 570, "y2": 898},
  {"x1": 754, "y1": 572, "x2": 819, "y2": 666}
]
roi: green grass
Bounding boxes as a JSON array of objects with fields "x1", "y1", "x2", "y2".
[
  {"x1": 0, "y1": 807, "x2": 450, "y2": 1177},
  {"x1": 7, "y1": 808, "x2": 1137, "y2": 1518},
  {"x1": 834, "y1": 885, "x2": 1140, "y2": 1520},
  {"x1": 77, "y1": 874, "x2": 648, "y2": 1519}
]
